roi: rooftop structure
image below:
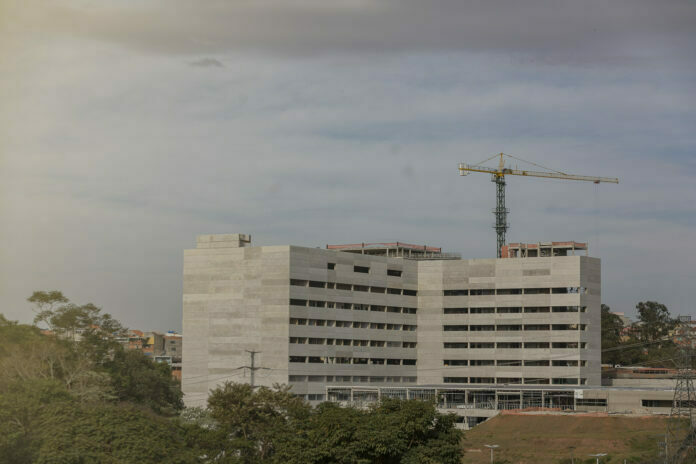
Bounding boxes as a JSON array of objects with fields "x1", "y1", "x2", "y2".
[
  {"x1": 501, "y1": 241, "x2": 588, "y2": 258},
  {"x1": 326, "y1": 242, "x2": 460, "y2": 260}
]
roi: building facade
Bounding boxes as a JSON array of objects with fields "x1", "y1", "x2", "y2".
[{"x1": 182, "y1": 234, "x2": 601, "y2": 407}]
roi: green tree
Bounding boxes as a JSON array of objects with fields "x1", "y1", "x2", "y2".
[
  {"x1": 601, "y1": 304, "x2": 624, "y2": 364},
  {"x1": 636, "y1": 301, "x2": 674, "y2": 342},
  {"x1": 104, "y1": 349, "x2": 184, "y2": 414}
]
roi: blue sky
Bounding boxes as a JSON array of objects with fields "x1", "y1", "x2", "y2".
[{"x1": 1, "y1": 0, "x2": 695, "y2": 330}]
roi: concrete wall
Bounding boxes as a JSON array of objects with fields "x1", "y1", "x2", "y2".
[{"x1": 182, "y1": 235, "x2": 290, "y2": 407}]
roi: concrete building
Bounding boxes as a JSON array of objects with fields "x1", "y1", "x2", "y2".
[{"x1": 182, "y1": 234, "x2": 601, "y2": 407}]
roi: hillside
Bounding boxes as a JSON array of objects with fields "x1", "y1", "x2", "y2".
[{"x1": 461, "y1": 414, "x2": 668, "y2": 464}]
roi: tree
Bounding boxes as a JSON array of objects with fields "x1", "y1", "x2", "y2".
[
  {"x1": 636, "y1": 301, "x2": 675, "y2": 342},
  {"x1": 104, "y1": 349, "x2": 184, "y2": 415},
  {"x1": 206, "y1": 382, "x2": 310, "y2": 463},
  {"x1": 601, "y1": 304, "x2": 626, "y2": 365}
]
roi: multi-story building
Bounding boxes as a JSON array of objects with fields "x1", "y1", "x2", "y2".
[{"x1": 182, "y1": 234, "x2": 601, "y2": 408}]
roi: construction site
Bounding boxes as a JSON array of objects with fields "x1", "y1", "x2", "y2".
[{"x1": 182, "y1": 153, "x2": 695, "y2": 463}]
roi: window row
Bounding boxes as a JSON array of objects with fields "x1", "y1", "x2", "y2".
[
  {"x1": 443, "y1": 359, "x2": 587, "y2": 367},
  {"x1": 443, "y1": 342, "x2": 587, "y2": 349},
  {"x1": 443, "y1": 287, "x2": 587, "y2": 296},
  {"x1": 289, "y1": 356, "x2": 417, "y2": 365},
  {"x1": 442, "y1": 377, "x2": 587, "y2": 385},
  {"x1": 290, "y1": 299, "x2": 417, "y2": 314},
  {"x1": 443, "y1": 324, "x2": 587, "y2": 332},
  {"x1": 291, "y1": 279, "x2": 417, "y2": 296},
  {"x1": 290, "y1": 337, "x2": 416, "y2": 348},
  {"x1": 289, "y1": 375, "x2": 417, "y2": 383},
  {"x1": 444, "y1": 306, "x2": 586, "y2": 314},
  {"x1": 290, "y1": 318, "x2": 417, "y2": 331}
]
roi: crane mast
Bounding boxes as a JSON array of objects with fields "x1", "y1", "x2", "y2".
[{"x1": 458, "y1": 153, "x2": 619, "y2": 258}]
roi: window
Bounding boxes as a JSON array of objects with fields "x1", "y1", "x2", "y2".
[
  {"x1": 469, "y1": 377, "x2": 495, "y2": 384},
  {"x1": 642, "y1": 400, "x2": 673, "y2": 408},
  {"x1": 470, "y1": 342, "x2": 495, "y2": 349},
  {"x1": 289, "y1": 318, "x2": 307, "y2": 325},
  {"x1": 308, "y1": 394, "x2": 325, "y2": 401},
  {"x1": 386, "y1": 306, "x2": 401, "y2": 313},
  {"x1": 552, "y1": 324, "x2": 579, "y2": 331},
  {"x1": 354, "y1": 265, "x2": 370, "y2": 274},
  {"x1": 403, "y1": 289, "x2": 417, "y2": 296},
  {"x1": 524, "y1": 360, "x2": 550, "y2": 366},
  {"x1": 308, "y1": 300, "x2": 325, "y2": 308},
  {"x1": 552, "y1": 306, "x2": 579, "y2": 313},
  {"x1": 369, "y1": 377, "x2": 385, "y2": 383},
  {"x1": 497, "y1": 360, "x2": 522, "y2": 366},
  {"x1": 326, "y1": 302, "x2": 335, "y2": 309},
  {"x1": 289, "y1": 356, "x2": 306, "y2": 363},
  {"x1": 524, "y1": 288, "x2": 550, "y2": 294},
  {"x1": 290, "y1": 279, "x2": 307, "y2": 286},
  {"x1": 387, "y1": 288, "x2": 402, "y2": 295},
  {"x1": 308, "y1": 338, "x2": 325, "y2": 345},
  {"x1": 369, "y1": 322, "x2": 384, "y2": 329},
  {"x1": 444, "y1": 308, "x2": 468, "y2": 314},
  {"x1": 387, "y1": 269, "x2": 402, "y2": 277},
  {"x1": 403, "y1": 377, "x2": 418, "y2": 383},
  {"x1": 335, "y1": 320, "x2": 351, "y2": 328},
  {"x1": 552, "y1": 378, "x2": 579, "y2": 385},
  {"x1": 387, "y1": 359, "x2": 401, "y2": 365},
  {"x1": 553, "y1": 342, "x2": 580, "y2": 349},
  {"x1": 353, "y1": 339, "x2": 369, "y2": 347},
  {"x1": 497, "y1": 307, "x2": 521, "y2": 313},
  {"x1": 443, "y1": 325, "x2": 468, "y2": 331},
  {"x1": 552, "y1": 360, "x2": 579, "y2": 366},
  {"x1": 336, "y1": 283, "x2": 351, "y2": 291},
  {"x1": 402, "y1": 359, "x2": 417, "y2": 366},
  {"x1": 404, "y1": 307, "x2": 417, "y2": 314},
  {"x1": 289, "y1": 337, "x2": 306, "y2": 344},
  {"x1": 497, "y1": 342, "x2": 521, "y2": 349},
  {"x1": 308, "y1": 357, "x2": 325, "y2": 363},
  {"x1": 353, "y1": 358, "x2": 368, "y2": 365},
  {"x1": 496, "y1": 288, "x2": 522, "y2": 295},
  {"x1": 370, "y1": 340, "x2": 385, "y2": 347},
  {"x1": 444, "y1": 342, "x2": 468, "y2": 349},
  {"x1": 335, "y1": 302, "x2": 350, "y2": 309},
  {"x1": 524, "y1": 342, "x2": 550, "y2": 349},
  {"x1": 444, "y1": 289, "x2": 467, "y2": 296},
  {"x1": 354, "y1": 285, "x2": 368, "y2": 292},
  {"x1": 308, "y1": 319, "x2": 325, "y2": 326},
  {"x1": 335, "y1": 357, "x2": 351, "y2": 364},
  {"x1": 577, "y1": 399, "x2": 607, "y2": 407},
  {"x1": 470, "y1": 360, "x2": 494, "y2": 366},
  {"x1": 386, "y1": 324, "x2": 402, "y2": 331},
  {"x1": 290, "y1": 299, "x2": 307, "y2": 306},
  {"x1": 370, "y1": 286, "x2": 386, "y2": 293},
  {"x1": 444, "y1": 359, "x2": 468, "y2": 366},
  {"x1": 353, "y1": 303, "x2": 368, "y2": 310},
  {"x1": 403, "y1": 324, "x2": 417, "y2": 331},
  {"x1": 470, "y1": 307, "x2": 494, "y2": 314},
  {"x1": 326, "y1": 282, "x2": 335, "y2": 289},
  {"x1": 386, "y1": 341, "x2": 401, "y2": 348},
  {"x1": 524, "y1": 378, "x2": 550, "y2": 384},
  {"x1": 309, "y1": 281, "x2": 325, "y2": 288},
  {"x1": 403, "y1": 342, "x2": 417, "y2": 348},
  {"x1": 524, "y1": 324, "x2": 550, "y2": 331},
  {"x1": 470, "y1": 325, "x2": 495, "y2": 331},
  {"x1": 497, "y1": 377, "x2": 522, "y2": 384},
  {"x1": 524, "y1": 306, "x2": 550, "y2": 313},
  {"x1": 353, "y1": 322, "x2": 369, "y2": 329},
  {"x1": 289, "y1": 375, "x2": 306, "y2": 382},
  {"x1": 370, "y1": 358, "x2": 385, "y2": 365},
  {"x1": 444, "y1": 377, "x2": 468, "y2": 383},
  {"x1": 371, "y1": 305, "x2": 386, "y2": 312},
  {"x1": 470, "y1": 289, "x2": 495, "y2": 296},
  {"x1": 327, "y1": 263, "x2": 336, "y2": 270},
  {"x1": 497, "y1": 325, "x2": 522, "y2": 331},
  {"x1": 552, "y1": 287, "x2": 586, "y2": 294}
]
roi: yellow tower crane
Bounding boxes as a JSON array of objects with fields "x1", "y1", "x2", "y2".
[{"x1": 458, "y1": 153, "x2": 619, "y2": 257}]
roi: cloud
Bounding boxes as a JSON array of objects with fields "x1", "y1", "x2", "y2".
[
  {"x1": 189, "y1": 58, "x2": 224, "y2": 68},
  {"x1": 4, "y1": 0, "x2": 696, "y2": 65}
]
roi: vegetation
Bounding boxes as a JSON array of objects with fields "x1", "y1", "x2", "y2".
[
  {"x1": 0, "y1": 290, "x2": 463, "y2": 464},
  {"x1": 461, "y1": 414, "x2": 668, "y2": 464},
  {"x1": 601, "y1": 301, "x2": 681, "y2": 368}
]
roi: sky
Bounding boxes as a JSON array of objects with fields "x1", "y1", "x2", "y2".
[{"x1": 1, "y1": 0, "x2": 695, "y2": 331}]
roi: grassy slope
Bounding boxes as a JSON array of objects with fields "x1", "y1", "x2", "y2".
[{"x1": 460, "y1": 414, "x2": 667, "y2": 463}]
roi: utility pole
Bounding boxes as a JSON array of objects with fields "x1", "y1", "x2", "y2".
[{"x1": 237, "y1": 350, "x2": 269, "y2": 388}]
